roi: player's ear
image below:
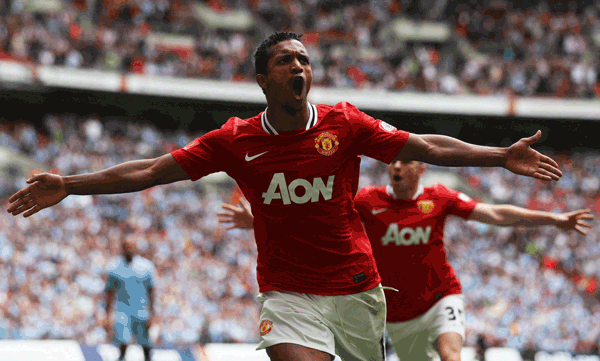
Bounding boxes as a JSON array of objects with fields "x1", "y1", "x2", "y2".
[{"x1": 256, "y1": 74, "x2": 268, "y2": 94}]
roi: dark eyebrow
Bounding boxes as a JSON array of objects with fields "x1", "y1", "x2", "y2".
[
  {"x1": 274, "y1": 53, "x2": 290, "y2": 60},
  {"x1": 276, "y1": 50, "x2": 308, "y2": 58}
]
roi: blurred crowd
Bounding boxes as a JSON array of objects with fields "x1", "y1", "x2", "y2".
[
  {"x1": 1, "y1": 115, "x2": 600, "y2": 354},
  {"x1": 0, "y1": 117, "x2": 260, "y2": 345},
  {"x1": 0, "y1": 0, "x2": 600, "y2": 98}
]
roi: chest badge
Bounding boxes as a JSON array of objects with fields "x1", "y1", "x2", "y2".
[
  {"x1": 417, "y1": 200, "x2": 435, "y2": 214},
  {"x1": 315, "y1": 132, "x2": 339, "y2": 156}
]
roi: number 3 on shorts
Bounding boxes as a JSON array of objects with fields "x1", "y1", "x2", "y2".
[{"x1": 445, "y1": 306, "x2": 464, "y2": 325}]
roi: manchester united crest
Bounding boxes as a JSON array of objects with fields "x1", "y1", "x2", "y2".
[
  {"x1": 315, "y1": 132, "x2": 339, "y2": 156},
  {"x1": 184, "y1": 138, "x2": 199, "y2": 150},
  {"x1": 417, "y1": 200, "x2": 435, "y2": 214},
  {"x1": 259, "y1": 320, "x2": 273, "y2": 336}
]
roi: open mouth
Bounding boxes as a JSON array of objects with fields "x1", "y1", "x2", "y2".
[
  {"x1": 292, "y1": 77, "x2": 304, "y2": 98},
  {"x1": 393, "y1": 175, "x2": 401, "y2": 181}
]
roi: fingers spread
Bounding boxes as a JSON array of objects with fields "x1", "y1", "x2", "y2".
[
  {"x1": 539, "y1": 167, "x2": 560, "y2": 180},
  {"x1": 241, "y1": 199, "x2": 251, "y2": 213},
  {"x1": 9, "y1": 198, "x2": 36, "y2": 216},
  {"x1": 221, "y1": 204, "x2": 241, "y2": 212},
  {"x1": 23, "y1": 204, "x2": 41, "y2": 218},
  {"x1": 539, "y1": 157, "x2": 561, "y2": 174},
  {"x1": 540, "y1": 154, "x2": 560, "y2": 169},
  {"x1": 533, "y1": 169, "x2": 558, "y2": 181},
  {"x1": 532, "y1": 173, "x2": 551, "y2": 181},
  {"x1": 574, "y1": 209, "x2": 594, "y2": 218},
  {"x1": 575, "y1": 225, "x2": 588, "y2": 235},
  {"x1": 9, "y1": 205, "x2": 27, "y2": 216},
  {"x1": 8, "y1": 187, "x2": 31, "y2": 204}
]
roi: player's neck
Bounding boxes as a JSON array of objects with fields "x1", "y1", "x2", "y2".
[
  {"x1": 391, "y1": 184, "x2": 419, "y2": 200},
  {"x1": 266, "y1": 101, "x2": 310, "y2": 132}
]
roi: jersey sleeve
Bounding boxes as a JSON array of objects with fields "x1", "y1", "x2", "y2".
[
  {"x1": 170, "y1": 120, "x2": 236, "y2": 181},
  {"x1": 438, "y1": 184, "x2": 478, "y2": 219},
  {"x1": 341, "y1": 102, "x2": 410, "y2": 164}
]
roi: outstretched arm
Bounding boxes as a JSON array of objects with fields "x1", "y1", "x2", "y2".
[
  {"x1": 469, "y1": 203, "x2": 594, "y2": 235},
  {"x1": 217, "y1": 199, "x2": 254, "y2": 230},
  {"x1": 7, "y1": 154, "x2": 190, "y2": 217},
  {"x1": 395, "y1": 130, "x2": 562, "y2": 181}
]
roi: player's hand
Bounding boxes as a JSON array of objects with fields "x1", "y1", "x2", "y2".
[
  {"x1": 505, "y1": 131, "x2": 562, "y2": 181},
  {"x1": 555, "y1": 209, "x2": 594, "y2": 235},
  {"x1": 217, "y1": 199, "x2": 254, "y2": 230},
  {"x1": 7, "y1": 173, "x2": 68, "y2": 217}
]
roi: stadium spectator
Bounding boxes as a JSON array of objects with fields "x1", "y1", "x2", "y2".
[
  {"x1": 0, "y1": 1, "x2": 599, "y2": 98},
  {"x1": 105, "y1": 233, "x2": 156, "y2": 361}
]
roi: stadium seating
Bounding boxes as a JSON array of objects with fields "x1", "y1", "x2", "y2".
[{"x1": 0, "y1": 0, "x2": 598, "y2": 98}]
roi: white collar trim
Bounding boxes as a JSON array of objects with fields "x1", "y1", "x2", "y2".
[
  {"x1": 386, "y1": 184, "x2": 424, "y2": 200},
  {"x1": 261, "y1": 103, "x2": 318, "y2": 135}
]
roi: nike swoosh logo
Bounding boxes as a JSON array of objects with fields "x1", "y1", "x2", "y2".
[
  {"x1": 371, "y1": 208, "x2": 388, "y2": 215},
  {"x1": 245, "y1": 151, "x2": 268, "y2": 161}
]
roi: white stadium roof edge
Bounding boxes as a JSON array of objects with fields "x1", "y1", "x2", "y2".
[{"x1": 1, "y1": 59, "x2": 600, "y2": 120}]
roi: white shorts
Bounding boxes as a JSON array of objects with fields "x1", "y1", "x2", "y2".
[
  {"x1": 386, "y1": 294, "x2": 465, "y2": 361},
  {"x1": 256, "y1": 284, "x2": 387, "y2": 361}
]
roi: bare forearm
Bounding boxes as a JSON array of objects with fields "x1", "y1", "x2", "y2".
[
  {"x1": 418, "y1": 135, "x2": 507, "y2": 167},
  {"x1": 484, "y1": 205, "x2": 558, "y2": 226},
  {"x1": 64, "y1": 159, "x2": 159, "y2": 195}
]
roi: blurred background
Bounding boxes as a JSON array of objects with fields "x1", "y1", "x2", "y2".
[{"x1": 1, "y1": 0, "x2": 600, "y2": 360}]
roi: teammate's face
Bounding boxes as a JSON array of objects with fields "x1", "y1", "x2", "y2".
[
  {"x1": 388, "y1": 160, "x2": 425, "y2": 190},
  {"x1": 257, "y1": 39, "x2": 312, "y2": 110}
]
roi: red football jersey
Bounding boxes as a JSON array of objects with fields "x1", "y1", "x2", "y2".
[
  {"x1": 354, "y1": 184, "x2": 478, "y2": 322},
  {"x1": 172, "y1": 102, "x2": 410, "y2": 295}
]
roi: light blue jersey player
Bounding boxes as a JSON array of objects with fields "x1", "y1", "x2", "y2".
[{"x1": 105, "y1": 237, "x2": 156, "y2": 361}]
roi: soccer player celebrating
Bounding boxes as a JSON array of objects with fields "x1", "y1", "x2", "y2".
[
  {"x1": 354, "y1": 160, "x2": 591, "y2": 361},
  {"x1": 219, "y1": 160, "x2": 592, "y2": 361},
  {"x1": 8, "y1": 31, "x2": 562, "y2": 361},
  {"x1": 105, "y1": 235, "x2": 156, "y2": 361}
]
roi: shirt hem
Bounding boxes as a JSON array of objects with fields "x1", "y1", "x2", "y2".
[
  {"x1": 258, "y1": 277, "x2": 382, "y2": 296},
  {"x1": 386, "y1": 288, "x2": 462, "y2": 323}
]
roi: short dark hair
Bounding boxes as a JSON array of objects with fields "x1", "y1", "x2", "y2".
[{"x1": 254, "y1": 31, "x2": 303, "y2": 75}]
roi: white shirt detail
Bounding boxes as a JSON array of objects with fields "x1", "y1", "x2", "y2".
[
  {"x1": 386, "y1": 184, "x2": 424, "y2": 200},
  {"x1": 458, "y1": 192, "x2": 472, "y2": 202},
  {"x1": 245, "y1": 151, "x2": 269, "y2": 161},
  {"x1": 261, "y1": 103, "x2": 318, "y2": 135},
  {"x1": 371, "y1": 207, "x2": 389, "y2": 215}
]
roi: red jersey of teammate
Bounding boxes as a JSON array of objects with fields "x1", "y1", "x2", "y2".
[
  {"x1": 172, "y1": 102, "x2": 410, "y2": 295},
  {"x1": 354, "y1": 183, "x2": 478, "y2": 322}
]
